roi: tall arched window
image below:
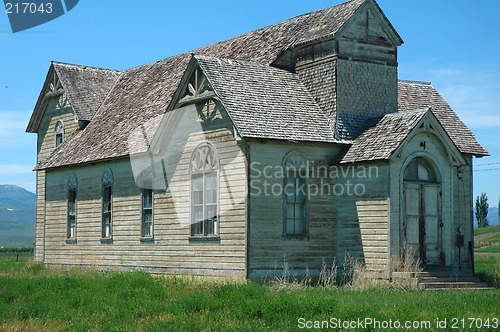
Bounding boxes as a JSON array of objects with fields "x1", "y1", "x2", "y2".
[
  {"x1": 102, "y1": 169, "x2": 114, "y2": 239},
  {"x1": 283, "y1": 151, "x2": 307, "y2": 236},
  {"x1": 55, "y1": 120, "x2": 64, "y2": 147},
  {"x1": 190, "y1": 143, "x2": 219, "y2": 236},
  {"x1": 139, "y1": 165, "x2": 154, "y2": 238},
  {"x1": 67, "y1": 174, "x2": 77, "y2": 240}
]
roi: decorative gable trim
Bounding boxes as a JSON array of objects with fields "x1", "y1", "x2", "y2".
[
  {"x1": 26, "y1": 64, "x2": 68, "y2": 133},
  {"x1": 391, "y1": 109, "x2": 466, "y2": 166}
]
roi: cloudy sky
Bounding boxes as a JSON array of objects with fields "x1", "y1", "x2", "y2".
[{"x1": 0, "y1": 0, "x2": 499, "y2": 207}]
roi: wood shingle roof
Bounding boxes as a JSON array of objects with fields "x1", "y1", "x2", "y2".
[
  {"x1": 32, "y1": 0, "x2": 487, "y2": 170},
  {"x1": 398, "y1": 80, "x2": 489, "y2": 156},
  {"x1": 52, "y1": 62, "x2": 122, "y2": 122},
  {"x1": 34, "y1": 0, "x2": 365, "y2": 170},
  {"x1": 196, "y1": 55, "x2": 337, "y2": 143}
]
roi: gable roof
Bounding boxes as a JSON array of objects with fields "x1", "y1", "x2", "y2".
[
  {"x1": 339, "y1": 109, "x2": 428, "y2": 163},
  {"x1": 339, "y1": 79, "x2": 493, "y2": 164},
  {"x1": 195, "y1": 55, "x2": 337, "y2": 143},
  {"x1": 31, "y1": 0, "x2": 487, "y2": 171},
  {"x1": 34, "y1": 0, "x2": 367, "y2": 170},
  {"x1": 52, "y1": 62, "x2": 122, "y2": 122},
  {"x1": 26, "y1": 62, "x2": 121, "y2": 133},
  {"x1": 398, "y1": 80, "x2": 489, "y2": 156}
]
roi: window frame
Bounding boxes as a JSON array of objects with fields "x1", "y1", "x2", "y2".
[
  {"x1": 403, "y1": 157, "x2": 437, "y2": 183},
  {"x1": 66, "y1": 174, "x2": 77, "y2": 243},
  {"x1": 189, "y1": 143, "x2": 220, "y2": 239},
  {"x1": 141, "y1": 185, "x2": 154, "y2": 239},
  {"x1": 282, "y1": 151, "x2": 308, "y2": 238},
  {"x1": 54, "y1": 120, "x2": 64, "y2": 148},
  {"x1": 101, "y1": 169, "x2": 114, "y2": 242}
]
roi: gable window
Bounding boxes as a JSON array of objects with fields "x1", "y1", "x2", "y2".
[
  {"x1": 283, "y1": 152, "x2": 307, "y2": 237},
  {"x1": 102, "y1": 169, "x2": 113, "y2": 240},
  {"x1": 55, "y1": 120, "x2": 64, "y2": 147},
  {"x1": 67, "y1": 174, "x2": 77, "y2": 241},
  {"x1": 190, "y1": 143, "x2": 219, "y2": 237}
]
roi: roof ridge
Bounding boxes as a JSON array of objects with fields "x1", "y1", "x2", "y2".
[
  {"x1": 51, "y1": 61, "x2": 122, "y2": 72},
  {"x1": 122, "y1": 0, "x2": 362, "y2": 73},
  {"x1": 398, "y1": 79, "x2": 431, "y2": 85}
]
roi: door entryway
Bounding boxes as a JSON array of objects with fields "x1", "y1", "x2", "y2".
[{"x1": 403, "y1": 157, "x2": 443, "y2": 266}]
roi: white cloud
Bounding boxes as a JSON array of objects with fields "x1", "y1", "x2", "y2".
[
  {"x1": 0, "y1": 164, "x2": 33, "y2": 174},
  {"x1": 429, "y1": 67, "x2": 500, "y2": 128},
  {"x1": 0, "y1": 164, "x2": 36, "y2": 192},
  {"x1": 0, "y1": 110, "x2": 35, "y2": 147}
]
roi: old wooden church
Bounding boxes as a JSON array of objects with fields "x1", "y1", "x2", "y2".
[{"x1": 27, "y1": 0, "x2": 488, "y2": 278}]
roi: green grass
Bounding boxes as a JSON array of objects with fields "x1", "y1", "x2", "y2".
[
  {"x1": 476, "y1": 245, "x2": 500, "y2": 254},
  {"x1": 0, "y1": 255, "x2": 499, "y2": 331},
  {"x1": 474, "y1": 225, "x2": 500, "y2": 237},
  {"x1": 475, "y1": 254, "x2": 500, "y2": 288}
]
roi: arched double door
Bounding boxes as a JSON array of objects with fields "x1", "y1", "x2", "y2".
[{"x1": 403, "y1": 157, "x2": 443, "y2": 266}]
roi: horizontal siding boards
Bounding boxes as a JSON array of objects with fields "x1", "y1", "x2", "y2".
[
  {"x1": 37, "y1": 93, "x2": 79, "y2": 163},
  {"x1": 42, "y1": 106, "x2": 247, "y2": 276},
  {"x1": 248, "y1": 141, "x2": 342, "y2": 277},
  {"x1": 336, "y1": 162, "x2": 390, "y2": 272},
  {"x1": 34, "y1": 170, "x2": 46, "y2": 262}
]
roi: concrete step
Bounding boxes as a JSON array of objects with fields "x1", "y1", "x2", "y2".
[
  {"x1": 418, "y1": 276, "x2": 481, "y2": 283},
  {"x1": 419, "y1": 281, "x2": 491, "y2": 290}
]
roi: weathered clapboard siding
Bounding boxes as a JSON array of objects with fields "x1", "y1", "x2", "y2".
[
  {"x1": 452, "y1": 155, "x2": 473, "y2": 268},
  {"x1": 34, "y1": 170, "x2": 45, "y2": 262},
  {"x1": 34, "y1": 92, "x2": 79, "y2": 262},
  {"x1": 36, "y1": 93, "x2": 78, "y2": 162},
  {"x1": 335, "y1": 162, "x2": 390, "y2": 273},
  {"x1": 43, "y1": 101, "x2": 248, "y2": 276},
  {"x1": 248, "y1": 141, "x2": 341, "y2": 277}
]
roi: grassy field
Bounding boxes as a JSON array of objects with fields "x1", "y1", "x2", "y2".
[
  {"x1": 474, "y1": 225, "x2": 500, "y2": 238},
  {"x1": 475, "y1": 226, "x2": 500, "y2": 255},
  {"x1": 0, "y1": 252, "x2": 499, "y2": 331}
]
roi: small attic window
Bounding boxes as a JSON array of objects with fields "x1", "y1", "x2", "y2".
[{"x1": 55, "y1": 121, "x2": 64, "y2": 147}]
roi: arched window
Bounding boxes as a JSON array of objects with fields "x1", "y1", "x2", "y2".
[
  {"x1": 190, "y1": 143, "x2": 219, "y2": 236},
  {"x1": 404, "y1": 157, "x2": 437, "y2": 182},
  {"x1": 283, "y1": 151, "x2": 307, "y2": 236},
  {"x1": 102, "y1": 169, "x2": 114, "y2": 239},
  {"x1": 139, "y1": 165, "x2": 154, "y2": 238},
  {"x1": 67, "y1": 174, "x2": 77, "y2": 240},
  {"x1": 55, "y1": 120, "x2": 64, "y2": 147}
]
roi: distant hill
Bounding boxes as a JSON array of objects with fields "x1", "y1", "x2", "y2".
[{"x1": 0, "y1": 185, "x2": 36, "y2": 246}]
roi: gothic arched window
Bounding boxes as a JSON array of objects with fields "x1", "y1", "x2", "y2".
[
  {"x1": 102, "y1": 169, "x2": 114, "y2": 239},
  {"x1": 283, "y1": 151, "x2": 307, "y2": 236},
  {"x1": 139, "y1": 165, "x2": 154, "y2": 238},
  {"x1": 190, "y1": 143, "x2": 219, "y2": 236},
  {"x1": 55, "y1": 120, "x2": 64, "y2": 147},
  {"x1": 67, "y1": 174, "x2": 77, "y2": 240}
]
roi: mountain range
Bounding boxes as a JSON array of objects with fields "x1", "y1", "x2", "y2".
[{"x1": 0, "y1": 185, "x2": 36, "y2": 246}]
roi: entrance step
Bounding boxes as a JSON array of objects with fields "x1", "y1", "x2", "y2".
[{"x1": 416, "y1": 268, "x2": 492, "y2": 290}]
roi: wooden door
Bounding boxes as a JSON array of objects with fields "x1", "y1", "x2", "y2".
[
  {"x1": 403, "y1": 182, "x2": 442, "y2": 265},
  {"x1": 422, "y1": 184, "x2": 441, "y2": 265}
]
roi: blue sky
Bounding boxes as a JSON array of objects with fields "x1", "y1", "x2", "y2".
[{"x1": 0, "y1": 0, "x2": 499, "y2": 208}]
